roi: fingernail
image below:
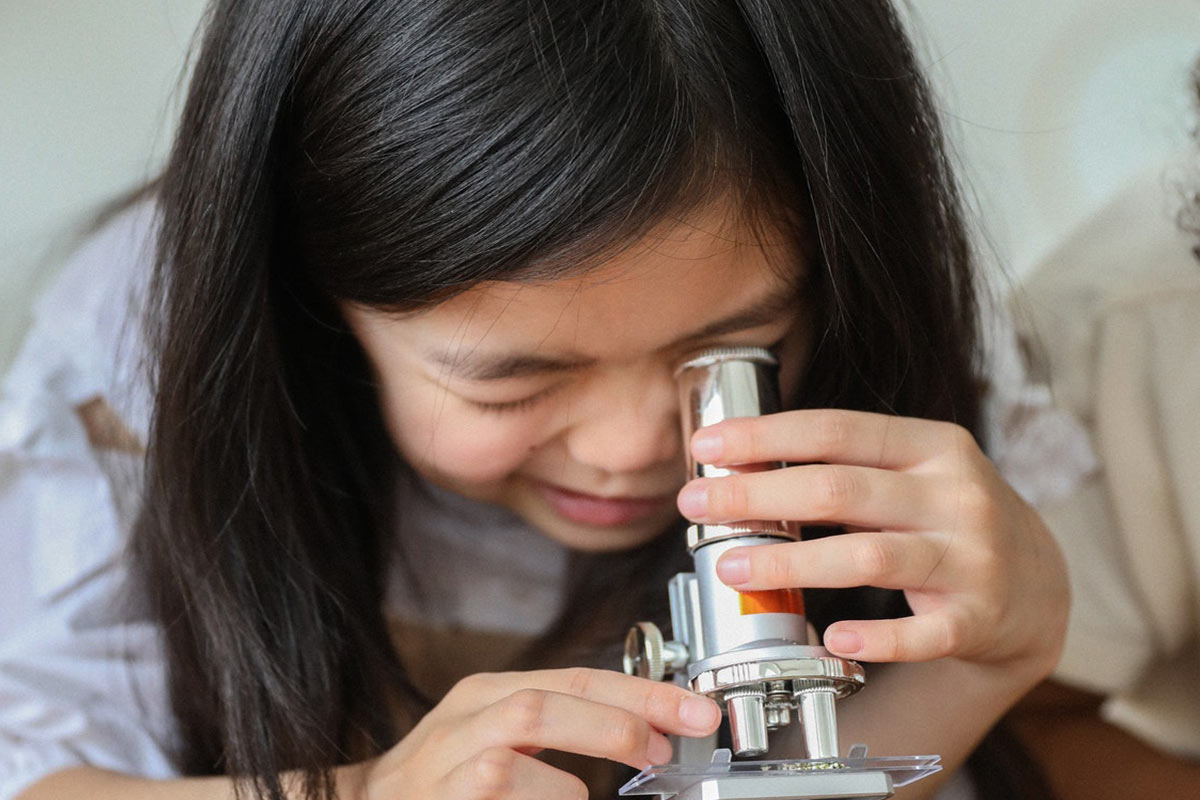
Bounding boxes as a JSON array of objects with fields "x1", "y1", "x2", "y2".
[
  {"x1": 692, "y1": 430, "x2": 723, "y2": 462},
  {"x1": 677, "y1": 484, "x2": 708, "y2": 518},
  {"x1": 680, "y1": 696, "x2": 720, "y2": 732},
  {"x1": 648, "y1": 734, "x2": 673, "y2": 765},
  {"x1": 824, "y1": 630, "x2": 863, "y2": 655},
  {"x1": 716, "y1": 552, "x2": 750, "y2": 586}
]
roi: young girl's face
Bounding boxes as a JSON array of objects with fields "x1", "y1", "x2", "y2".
[{"x1": 344, "y1": 198, "x2": 809, "y2": 552}]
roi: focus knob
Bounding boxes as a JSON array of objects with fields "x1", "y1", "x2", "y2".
[{"x1": 623, "y1": 621, "x2": 666, "y2": 680}]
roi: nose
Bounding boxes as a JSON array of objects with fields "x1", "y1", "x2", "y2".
[{"x1": 563, "y1": 362, "x2": 681, "y2": 478}]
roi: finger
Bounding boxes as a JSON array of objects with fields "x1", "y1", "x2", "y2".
[
  {"x1": 690, "y1": 408, "x2": 977, "y2": 470},
  {"x1": 440, "y1": 747, "x2": 587, "y2": 800},
  {"x1": 444, "y1": 668, "x2": 721, "y2": 738},
  {"x1": 679, "y1": 464, "x2": 938, "y2": 529},
  {"x1": 714, "y1": 532, "x2": 952, "y2": 592},
  {"x1": 466, "y1": 688, "x2": 674, "y2": 770},
  {"x1": 822, "y1": 612, "x2": 970, "y2": 663}
]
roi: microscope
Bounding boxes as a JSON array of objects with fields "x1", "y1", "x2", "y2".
[{"x1": 620, "y1": 347, "x2": 940, "y2": 800}]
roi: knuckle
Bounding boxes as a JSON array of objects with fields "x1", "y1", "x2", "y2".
[
  {"x1": 971, "y1": 537, "x2": 1004, "y2": 578},
  {"x1": 852, "y1": 536, "x2": 897, "y2": 580},
  {"x1": 643, "y1": 681, "x2": 691, "y2": 724},
  {"x1": 813, "y1": 410, "x2": 852, "y2": 453},
  {"x1": 813, "y1": 466, "x2": 860, "y2": 518},
  {"x1": 639, "y1": 683, "x2": 671, "y2": 722},
  {"x1": 467, "y1": 747, "x2": 518, "y2": 797},
  {"x1": 976, "y1": 590, "x2": 1005, "y2": 634},
  {"x1": 956, "y1": 481, "x2": 997, "y2": 526},
  {"x1": 741, "y1": 420, "x2": 766, "y2": 462},
  {"x1": 564, "y1": 667, "x2": 596, "y2": 699},
  {"x1": 604, "y1": 712, "x2": 647, "y2": 760},
  {"x1": 945, "y1": 422, "x2": 978, "y2": 452},
  {"x1": 422, "y1": 723, "x2": 455, "y2": 756},
  {"x1": 937, "y1": 614, "x2": 966, "y2": 657},
  {"x1": 875, "y1": 625, "x2": 902, "y2": 661},
  {"x1": 709, "y1": 477, "x2": 746, "y2": 520},
  {"x1": 499, "y1": 689, "x2": 548, "y2": 739},
  {"x1": 451, "y1": 671, "x2": 494, "y2": 699},
  {"x1": 760, "y1": 546, "x2": 795, "y2": 587}
]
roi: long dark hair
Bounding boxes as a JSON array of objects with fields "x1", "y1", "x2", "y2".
[{"x1": 133, "y1": 1, "x2": 984, "y2": 798}]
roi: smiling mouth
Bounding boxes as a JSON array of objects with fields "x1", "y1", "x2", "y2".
[{"x1": 529, "y1": 480, "x2": 676, "y2": 527}]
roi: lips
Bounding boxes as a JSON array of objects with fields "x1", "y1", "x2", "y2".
[{"x1": 530, "y1": 480, "x2": 675, "y2": 527}]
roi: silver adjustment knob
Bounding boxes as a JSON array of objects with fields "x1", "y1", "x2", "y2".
[
  {"x1": 623, "y1": 621, "x2": 689, "y2": 681},
  {"x1": 624, "y1": 621, "x2": 666, "y2": 680}
]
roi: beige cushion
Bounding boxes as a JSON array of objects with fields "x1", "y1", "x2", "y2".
[{"x1": 1012, "y1": 168, "x2": 1200, "y2": 759}]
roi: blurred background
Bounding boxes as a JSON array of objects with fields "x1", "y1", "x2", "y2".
[{"x1": 2, "y1": 0, "x2": 1198, "y2": 373}]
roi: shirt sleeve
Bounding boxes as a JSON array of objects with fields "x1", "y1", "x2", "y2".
[
  {"x1": 980, "y1": 288, "x2": 1097, "y2": 509},
  {"x1": 0, "y1": 204, "x2": 177, "y2": 798},
  {"x1": 0, "y1": 554, "x2": 177, "y2": 798}
]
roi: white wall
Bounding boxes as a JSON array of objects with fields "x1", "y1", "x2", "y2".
[
  {"x1": 0, "y1": 0, "x2": 208, "y2": 371},
  {"x1": 1, "y1": 1, "x2": 1198, "y2": 372},
  {"x1": 909, "y1": 0, "x2": 1200, "y2": 280}
]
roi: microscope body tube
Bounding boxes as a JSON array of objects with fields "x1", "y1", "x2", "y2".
[
  {"x1": 691, "y1": 535, "x2": 807, "y2": 655},
  {"x1": 676, "y1": 348, "x2": 813, "y2": 757},
  {"x1": 677, "y1": 348, "x2": 808, "y2": 650}
]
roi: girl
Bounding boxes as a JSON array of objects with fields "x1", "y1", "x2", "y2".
[{"x1": 0, "y1": 1, "x2": 1067, "y2": 799}]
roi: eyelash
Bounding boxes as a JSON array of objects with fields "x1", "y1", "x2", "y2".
[{"x1": 469, "y1": 390, "x2": 551, "y2": 414}]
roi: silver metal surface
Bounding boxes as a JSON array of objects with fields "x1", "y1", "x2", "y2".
[
  {"x1": 624, "y1": 622, "x2": 691, "y2": 681},
  {"x1": 687, "y1": 644, "x2": 865, "y2": 697},
  {"x1": 625, "y1": 622, "x2": 665, "y2": 681},
  {"x1": 764, "y1": 682, "x2": 792, "y2": 731},
  {"x1": 692, "y1": 537, "x2": 807, "y2": 655},
  {"x1": 668, "y1": 573, "x2": 705, "y2": 661},
  {"x1": 723, "y1": 686, "x2": 769, "y2": 757},
  {"x1": 685, "y1": 522, "x2": 798, "y2": 552},
  {"x1": 677, "y1": 347, "x2": 791, "y2": 549},
  {"x1": 795, "y1": 681, "x2": 841, "y2": 760},
  {"x1": 763, "y1": 704, "x2": 790, "y2": 730}
]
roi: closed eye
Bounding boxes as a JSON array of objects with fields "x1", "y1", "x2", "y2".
[{"x1": 466, "y1": 388, "x2": 554, "y2": 414}]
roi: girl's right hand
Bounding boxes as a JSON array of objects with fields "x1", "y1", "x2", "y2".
[{"x1": 344, "y1": 667, "x2": 722, "y2": 800}]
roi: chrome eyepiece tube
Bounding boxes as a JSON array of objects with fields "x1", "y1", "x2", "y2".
[
  {"x1": 675, "y1": 347, "x2": 796, "y2": 552},
  {"x1": 624, "y1": 346, "x2": 865, "y2": 762}
]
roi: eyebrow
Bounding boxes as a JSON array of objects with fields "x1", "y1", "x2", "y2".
[{"x1": 429, "y1": 283, "x2": 801, "y2": 382}]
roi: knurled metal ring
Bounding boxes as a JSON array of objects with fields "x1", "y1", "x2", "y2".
[
  {"x1": 674, "y1": 346, "x2": 777, "y2": 377},
  {"x1": 623, "y1": 621, "x2": 665, "y2": 681},
  {"x1": 690, "y1": 656, "x2": 865, "y2": 698}
]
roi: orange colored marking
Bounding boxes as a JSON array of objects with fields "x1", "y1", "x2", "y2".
[{"x1": 738, "y1": 589, "x2": 805, "y2": 615}]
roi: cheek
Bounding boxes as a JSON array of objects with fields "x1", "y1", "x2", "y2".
[{"x1": 378, "y1": 381, "x2": 548, "y2": 484}]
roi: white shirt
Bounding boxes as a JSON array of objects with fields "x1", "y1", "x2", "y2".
[
  {"x1": 0, "y1": 204, "x2": 173, "y2": 796},
  {"x1": 0, "y1": 206, "x2": 1087, "y2": 799}
]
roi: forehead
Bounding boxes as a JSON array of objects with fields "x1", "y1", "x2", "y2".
[{"x1": 409, "y1": 202, "x2": 802, "y2": 359}]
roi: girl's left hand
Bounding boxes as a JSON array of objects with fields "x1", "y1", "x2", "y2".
[{"x1": 676, "y1": 409, "x2": 1068, "y2": 678}]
